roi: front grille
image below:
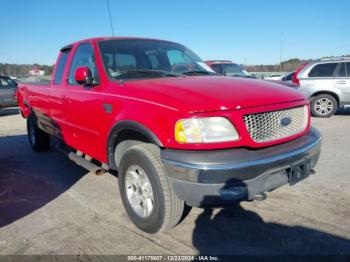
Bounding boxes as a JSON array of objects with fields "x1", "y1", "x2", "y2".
[{"x1": 243, "y1": 105, "x2": 308, "y2": 143}]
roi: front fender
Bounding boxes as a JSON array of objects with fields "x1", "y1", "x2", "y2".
[{"x1": 107, "y1": 120, "x2": 163, "y2": 169}]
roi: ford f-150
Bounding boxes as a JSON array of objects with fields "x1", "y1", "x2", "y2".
[{"x1": 17, "y1": 37, "x2": 322, "y2": 233}]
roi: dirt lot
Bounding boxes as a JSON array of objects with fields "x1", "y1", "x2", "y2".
[{"x1": 0, "y1": 107, "x2": 349, "y2": 255}]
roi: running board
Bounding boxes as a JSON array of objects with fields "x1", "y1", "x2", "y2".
[
  {"x1": 53, "y1": 141, "x2": 108, "y2": 176},
  {"x1": 68, "y1": 152, "x2": 107, "y2": 176}
]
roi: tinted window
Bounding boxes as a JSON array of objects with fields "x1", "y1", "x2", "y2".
[
  {"x1": 308, "y1": 63, "x2": 337, "y2": 77},
  {"x1": 283, "y1": 72, "x2": 294, "y2": 81},
  {"x1": 210, "y1": 64, "x2": 223, "y2": 74},
  {"x1": 338, "y1": 63, "x2": 346, "y2": 77},
  {"x1": 68, "y1": 43, "x2": 98, "y2": 84},
  {"x1": 54, "y1": 51, "x2": 69, "y2": 85},
  {"x1": 223, "y1": 64, "x2": 248, "y2": 77},
  {"x1": 346, "y1": 63, "x2": 350, "y2": 77}
]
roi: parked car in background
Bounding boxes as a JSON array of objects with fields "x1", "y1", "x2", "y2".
[
  {"x1": 293, "y1": 58, "x2": 350, "y2": 117},
  {"x1": 0, "y1": 75, "x2": 18, "y2": 109},
  {"x1": 265, "y1": 80, "x2": 298, "y2": 89},
  {"x1": 263, "y1": 74, "x2": 283, "y2": 80},
  {"x1": 264, "y1": 72, "x2": 298, "y2": 89},
  {"x1": 17, "y1": 37, "x2": 321, "y2": 233},
  {"x1": 281, "y1": 72, "x2": 295, "y2": 82},
  {"x1": 264, "y1": 72, "x2": 295, "y2": 82},
  {"x1": 205, "y1": 60, "x2": 253, "y2": 78}
]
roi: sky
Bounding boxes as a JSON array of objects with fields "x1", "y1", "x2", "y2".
[{"x1": 0, "y1": 0, "x2": 349, "y2": 65}]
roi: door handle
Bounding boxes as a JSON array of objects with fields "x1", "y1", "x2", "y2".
[{"x1": 336, "y1": 80, "x2": 347, "y2": 84}]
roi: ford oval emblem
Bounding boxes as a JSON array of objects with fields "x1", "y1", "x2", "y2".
[{"x1": 281, "y1": 117, "x2": 292, "y2": 127}]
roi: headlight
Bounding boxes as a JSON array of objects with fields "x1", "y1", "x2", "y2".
[{"x1": 175, "y1": 117, "x2": 239, "y2": 143}]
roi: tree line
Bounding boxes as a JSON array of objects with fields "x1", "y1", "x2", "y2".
[
  {"x1": 0, "y1": 63, "x2": 54, "y2": 76},
  {"x1": 245, "y1": 58, "x2": 309, "y2": 72},
  {"x1": 245, "y1": 55, "x2": 350, "y2": 72},
  {"x1": 1, "y1": 55, "x2": 349, "y2": 76},
  {"x1": 0, "y1": 60, "x2": 303, "y2": 75}
]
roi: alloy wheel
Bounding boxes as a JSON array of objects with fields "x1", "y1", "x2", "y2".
[{"x1": 125, "y1": 165, "x2": 154, "y2": 218}]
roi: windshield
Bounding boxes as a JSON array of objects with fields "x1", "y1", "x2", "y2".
[
  {"x1": 99, "y1": 39, "x2": 213, "y2": 80},
  {"x1": 224, "y1": 64, "x2": 250, "y2": 77}
]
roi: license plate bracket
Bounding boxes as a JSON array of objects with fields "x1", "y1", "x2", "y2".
[{"x1": 288, "y1": 159, "x2": 311, "y2": 185}]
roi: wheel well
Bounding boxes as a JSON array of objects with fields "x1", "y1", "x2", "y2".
[
  {"x1": 108, "y1": 128, "x2": 160, "y2": 170},
  {"x1": 310, "y1": 91, "x2": 339, "y2": 106}
]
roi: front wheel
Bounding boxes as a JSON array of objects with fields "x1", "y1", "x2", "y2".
[
  {"x1": 310, "y1": 94, "x2": 338, "y2": 118},
  {"x1": 118, "y1": 143, "x2": 185, "y2": 233},
  {"x1": 27, "y1": 115, "x2": 50, "y2": 152}
]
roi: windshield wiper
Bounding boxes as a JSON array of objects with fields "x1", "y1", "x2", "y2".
[
  {"x1": 114, "y1": 69, "x2": 182, "y2": 79},
  {"x1": 181, "y1": 70, "x2": 218, "y2": 76}
]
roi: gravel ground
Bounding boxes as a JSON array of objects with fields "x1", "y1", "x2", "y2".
[{"x1": 0, "y1": 107, "x2": 349, "y2": 255}]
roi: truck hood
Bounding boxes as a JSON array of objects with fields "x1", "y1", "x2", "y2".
[{"x1": 123, "y1": 76, "x2": 306, "y2": 113}]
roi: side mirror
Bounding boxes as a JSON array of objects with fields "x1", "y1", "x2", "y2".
[{"x1": 74, "y1": 66, "x2": 93, "y2": 86}]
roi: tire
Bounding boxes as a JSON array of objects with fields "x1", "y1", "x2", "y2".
[
  {"x1": 310, "y1": 94, "x2": 338, "y2": 118},
  {"x1": 118, "y1": 143, "x2": 184, "y2": 233},
  {"x1": 27, "y1": 115, "x2": 50, "y2": 152}
]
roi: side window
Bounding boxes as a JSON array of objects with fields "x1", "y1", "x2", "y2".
[
  {"x1": 54, "y1": 51, "x2": 69, "y2": 85},
  {"x1": 68, "y1": 43, "x2": 99, "y2": 84},
  {"x1": 346, "y1": 63, "x2": 350, "y2": 77},
  {"x1": 308, "y1": 63, "x2": 337, "y2": 77},
  {"x1": 337, "y1": 63, "x2": 346, "y2": 77},
  {"x1": 211, "y1": 64, "x2": 223, "y2": 74}
]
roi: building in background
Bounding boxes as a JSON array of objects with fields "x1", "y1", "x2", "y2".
[{"x1": 29, "y1": 65, "x2": 44, "y2": 76}]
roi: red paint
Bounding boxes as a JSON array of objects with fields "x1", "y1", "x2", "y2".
[
  {"x1": 74, "y1": 66, "x2": 92, "y2": 85},
  {"x1": 205, "y1": 60, "x2": 235, "y2": 67},
  {"x1": 17, "y1": 37, "x2": 310, "y2": 165}
]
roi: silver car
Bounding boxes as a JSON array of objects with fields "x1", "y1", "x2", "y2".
[
  {"x1": 0, "y1": 76, "x2": 18, "y2": 109},
  {"x1": 295, "y1": 58, "x2": 350, "y2": 117}
]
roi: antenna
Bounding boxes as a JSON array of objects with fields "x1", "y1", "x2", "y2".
[
  {"x1": 106, "y1": 0, "x2": 115, "y2": 37},
  {"x1": 279, "y1": 32, "x2": 284, "y2": 72}
]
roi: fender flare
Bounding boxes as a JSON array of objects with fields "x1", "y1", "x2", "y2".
[{"x1": 107, "y1": 120, "x2": 163, "y2": 169}]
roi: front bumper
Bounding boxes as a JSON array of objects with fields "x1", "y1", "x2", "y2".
[{"x1": 161, "y1": 127, "x2": 322, "y2": 207}]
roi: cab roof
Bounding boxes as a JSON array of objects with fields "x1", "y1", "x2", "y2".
[
  {"x1": 60, "y1": 36, "x2": 179, "y2": 51},
  {"x1": 205, "y1": 60, "x2": 235, "y2": 65}
]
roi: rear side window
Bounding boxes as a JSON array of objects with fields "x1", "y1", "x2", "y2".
[
  {"x1": 54, "y1": 51, "x2": 69, "y2": 85},
  {"x1": 338, "y1": 63, "x2": 346, "y2": 77},
  {"x1": 308, "y1": 63, "x2": 337, "y2": 77},
  {"x1": 346, "y1": 63, "x2": 350, "y2": 77}
]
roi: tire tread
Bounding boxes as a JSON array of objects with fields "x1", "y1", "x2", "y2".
[{"x1": 136, "y1": 144, "x2": 184, "y2": 231}]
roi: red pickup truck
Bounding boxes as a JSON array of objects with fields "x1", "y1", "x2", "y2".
[{"x1": 17, "y1": 37, "x2": 321, "y2": 233}]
